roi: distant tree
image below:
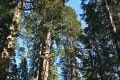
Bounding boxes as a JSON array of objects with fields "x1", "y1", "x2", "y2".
[
  {"x1": 56, "y1": 6, "x2": 81, "y2": 80},
  {"x1": 19, "y1": 58, "x2": 28, "y2": 80}
]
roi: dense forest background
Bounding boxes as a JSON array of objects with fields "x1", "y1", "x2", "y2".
[{"x1": 0, "y1": 0, "x2": 120, "y2": 80}]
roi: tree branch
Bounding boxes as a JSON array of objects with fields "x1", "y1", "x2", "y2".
[
  {"x1": 19, "y1": 8, "x2": 37, "y2": 10},
  {"x1": 24, "y1": 0, "x2": 34, "y2": 3}
]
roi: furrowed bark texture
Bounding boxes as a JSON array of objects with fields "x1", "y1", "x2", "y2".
[
  {"x1": 0, "y1": 0, "x2": 23, "y2": 79},
  {"x1": 38, "y1": 31, "x2": 51, "y2": 80},
  {"x1": 69, "y1": 46, "x2": 77, "y2": 80},
  {"x1": 70, "y1": 54, "x2": 77, "y2": 80}
]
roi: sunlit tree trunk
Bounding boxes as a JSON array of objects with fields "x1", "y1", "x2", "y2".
[
  {"x1": 0, "y1": 0, "x2": 23, "y2": 79},
  {"x1": 38, "y1": 30, "x2": 51, "y2": 80}
]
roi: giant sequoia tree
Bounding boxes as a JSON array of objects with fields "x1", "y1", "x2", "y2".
[
  {"x1": 34, "y1": 1, "x2": 81, "y2": 80},
  {"x1": 34, "y1": 0, "x2": 65, "y2": 80},
  {"x1": 0, "y1": 0, "x2": 23, "y2": 79},
  {"x1": 61, "y1": 6, "x2": 81, "y2": 80}
]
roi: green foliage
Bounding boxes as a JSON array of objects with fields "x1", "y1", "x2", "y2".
[
  {"x1": 61, "y1": 6, "x2": 81, "y2": 39},
  {"x1": 0, "y1": 0, "x2": 81, "y2": 80},
  {"x1": 59, "y1": 48, "x2": 65, "y2": 56},
  {"x1": 48, "y1": 64, "x2": 58, "y2": 80},
  {"x1": 49, "y1": 50, "x2": 59, "y2": 80},
  {"x1": 0, "y1": 0, "x2": 16, "y2": 18},
  {"x1": 35, "y1": 0, "x2": 63, "y2": 21},
  {"x1": 79, "y1": 0, "x2": 120, "y2": 79}
]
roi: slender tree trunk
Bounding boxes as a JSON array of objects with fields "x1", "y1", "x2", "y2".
[
  {"x1": 0, "y1": 0, "x2": 23, "y2": 79},
  {"x1": 104, "y1": 0, "x2": 117, "y2": 34},
  {"x1": 104, "y1": 0, "x2": 119, "y2": 55},
  {"x1": 38, "y1": 30, "x2": 51, "y2": 80}
]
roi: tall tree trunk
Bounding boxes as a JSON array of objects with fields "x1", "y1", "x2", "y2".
[
  {"x1": 38, "y1": 30, "x2": 51, "y2": 80},
  {"x1": 104, "y1": 0, "x2": 119, "y2": 55},
  {"x1": 68, "y1": 45, "x2": 77, "y2": 80},
  {"x1": 104, "y1": 0, "x2": 116, "y2": 34},
  {"x1": 0, "y1": 0, "x2": 23, "y2": 79},
  {"x1": 70, "y1": 53, "x2": 77, "y2": 80}
]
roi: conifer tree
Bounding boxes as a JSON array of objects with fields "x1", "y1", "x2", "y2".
[{"x1": 0, "y1": 0, "x2": 23, "y2": 79}]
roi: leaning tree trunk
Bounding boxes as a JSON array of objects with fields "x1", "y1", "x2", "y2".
[
  {"x1": 38, "y1": 30, "x2": 51, "y2": 80},
  {"x1": 104, "y1": 0, "x2": 119, "y2": 55},
  {"x1": 0, "y1": 0, "x2": 23, "y2": 79},
  {"x1": 104, "y1": 0, "x2": 117, "y2": 34}
]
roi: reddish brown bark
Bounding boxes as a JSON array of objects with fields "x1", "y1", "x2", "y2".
[
  {"x1": 38, "y1": 30, "x2": 51, "y2": 80},
  {"x1": 70, "y1": 54, "x2": 77, "y2": 80}
]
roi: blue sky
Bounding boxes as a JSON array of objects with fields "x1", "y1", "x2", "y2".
[
  {"x1": 66, "y1": 0, "x2": 81, "y2": 21},
  {"x1": 66, "y1": 0, "x2": 87, "y2": 29}
]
